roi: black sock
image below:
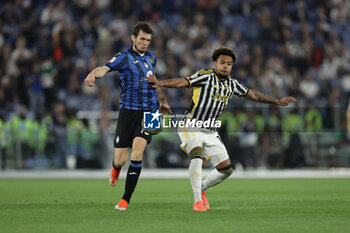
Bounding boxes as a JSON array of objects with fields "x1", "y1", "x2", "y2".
[{"x1": 122, "y1": 160, "x2": 142, "y2": 203}]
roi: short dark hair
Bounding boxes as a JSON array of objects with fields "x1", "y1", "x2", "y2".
[
  {"x1": 132, "y1": 22, "x2": 154, "y2": 36},
  {"x1": 211, "y1": 47, "x2": 237, "y2": 63}
]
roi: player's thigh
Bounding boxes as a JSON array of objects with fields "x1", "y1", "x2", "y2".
[
  {"x1": 130, "y1": 110, "x2": 152, "y2": 144},
  {"x1": 130, "y1": 137, "x2": 148, "y2": 160},
  {"x1": 203, "y1": 133, "x2": 230, "y2": 167},
  {"x1": 114, "y1": 108, "x2": 134, "y2": 148},
  {"x1": 177, "y1": 127, "x2": 204, "y2": 155}
]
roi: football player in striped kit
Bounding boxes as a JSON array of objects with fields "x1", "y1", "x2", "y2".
[{"x1": 147, "y1": 47, "x2": 296, "y2": 211}]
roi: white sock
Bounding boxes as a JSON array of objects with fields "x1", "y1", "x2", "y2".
[
  {"x1": 189, "y1": 158, "x2": 203, "y2": 203},
  {"x1": 202, "y1": 169, "x2": 229, "y2": 192}
]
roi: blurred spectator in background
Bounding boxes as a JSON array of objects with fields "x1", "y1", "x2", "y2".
[
  {"x1": 78, "y1": 118, "x2": 100, "y2": 168},
  {"x1": 282, "y1": 108, "x2": 305, "y2": 168},
  {"x1": 10, "y1": 106, "x2": 33, "y2": 168},
  {"x1": 98, "y1": 109, "x2": 113, "y2": 168},
  {"x1": 52, "y1": 102, "x2": 67, "y2": 168},
  {"x1": 299, "y1": 73, "x2": 320, "y2": 101},
  {"x1": 66, "y1": 110, "x2": 81, "y2": 169},
  {"x1": 26, "y1": 62, "x2": 44, "y2": 116},
  {"x1": 260, "y1": 107, "x2": 284, "y2": 168}
]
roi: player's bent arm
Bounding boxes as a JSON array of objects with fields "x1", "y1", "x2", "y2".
[
  {"x1": 84, "y1": 66, "x2": 110, "y2": 87},
  {"x1": 245, "y1": 89, "x2": 279, "y2": 105},
  {"x1": 158, "y1": 78, "x2": 189, "y2": 88},
  {"x1": 245, "y1": 89, "x2": 296, "y2": 106},
  {"x1": 156, "y1": 88, "x2": 168, "y2": 103},
  {"x1": 156, "y1": 88, "x2": 172, "y2": 114},
  {"x1": 90, "y1": 66, "x2": 111, "y2": 78}
]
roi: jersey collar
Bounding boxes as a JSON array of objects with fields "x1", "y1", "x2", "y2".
[
  {"x1": 214, "y1": 71, "x2": 230, "y2": 82},
  {"x1": 129, "y1": 46, "x2": 149, "y2": 57}
]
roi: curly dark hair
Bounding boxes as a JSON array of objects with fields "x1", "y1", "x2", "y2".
[
  {"x1": 132, "y1": 22, "x2": 154, "y2": 36},
  {"x1": 211, "y1": 47, "x2": 237, "y2": 63}
]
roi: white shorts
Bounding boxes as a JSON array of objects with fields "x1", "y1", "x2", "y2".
[{"x1": 177, "y1": 127, "x2": 229, "y2": 167}]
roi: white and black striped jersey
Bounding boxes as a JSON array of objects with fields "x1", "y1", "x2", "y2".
[{"x1": 184, "y1": 69, "x2": 249, "y2": 130}]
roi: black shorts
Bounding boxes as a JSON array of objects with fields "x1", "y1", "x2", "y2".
[{"x1": 114, "y1": 108, "x2": 152, "y2": 148}]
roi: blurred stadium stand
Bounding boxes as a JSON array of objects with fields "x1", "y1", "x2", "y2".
[{"x1": 0, "y1": 0, "x2": 350, "y2": 170}]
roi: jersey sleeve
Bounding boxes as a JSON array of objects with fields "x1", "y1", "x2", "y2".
[
  {"x1": 232, "y1": 79, "x2": 249, "y2": 96},
  {"x1": 105, "y1": 52, "x2": 127, "y2": 71},
  {"x1": 185, "y1": 69, "x2": 210, "y2": 87}
]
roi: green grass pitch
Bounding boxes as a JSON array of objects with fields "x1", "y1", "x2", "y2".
[{"x1": 0, "y1": 178, "x2": 349, "y2": 233}]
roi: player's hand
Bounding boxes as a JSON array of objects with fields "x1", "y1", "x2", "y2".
[
  {"x1": 84, "y1": 73, "x2": 96, "y2": 87},
  {"x1": 278, "y1": 97, "x2": 296, "y2": 106},
  {"x1": 159, "y1": 102, "x2": 172, "y2": 115},
  {"x1": 146, "y1": 74, "x2": 159, "y2": 88}
]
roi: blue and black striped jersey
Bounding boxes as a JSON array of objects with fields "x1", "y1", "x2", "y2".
[{"x1": 105, "y1": 48, "x2": 158, "y2": 111}]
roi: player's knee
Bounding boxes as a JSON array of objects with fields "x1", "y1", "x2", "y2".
[
  {"x1": 113, "y1": 155, "x2": 128, "y2": 167},
  {"x1": 189, "y1": 148, "x2": 203, "y2": 160},
  {"x1": 217, "y1": 163, "x2": 233, "y2": 176},
  {"x1": 113, "y1": 159, "x2": 126, "y2": 168}
]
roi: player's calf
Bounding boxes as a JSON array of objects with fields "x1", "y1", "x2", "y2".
[{"x1": 201, "y1": 163, "x2": 234, "y2": 195}]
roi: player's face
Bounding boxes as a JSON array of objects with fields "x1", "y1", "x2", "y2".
[
  {"x1": 213, "y1": 55, "x2": 233, "y2": 77},
  {"x1": 132, "y1": 30, "x2": 152, "y2": 54}
]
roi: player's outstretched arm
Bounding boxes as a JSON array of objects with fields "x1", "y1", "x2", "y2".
[
  {"x1": 84, "y1": 66, "x2": 110, "y2": 87},
  {"x1": 146, "y1": 75, "x2": 189, "y2": 88},
  {"x1": 245, "y1": 89, "x2": 296, "y2": 106},
  {"x1": 156, "y1": 88, "x2": 172, "y2": 115}
]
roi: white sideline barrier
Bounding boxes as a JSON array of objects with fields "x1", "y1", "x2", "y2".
[{"x1": 1, "y1": 168, "x2": 350, "y2": 179}]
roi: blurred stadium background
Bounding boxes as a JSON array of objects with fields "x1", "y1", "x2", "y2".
[{"x1": 1, "y1": 0, "x2": 350, "y2": 172}]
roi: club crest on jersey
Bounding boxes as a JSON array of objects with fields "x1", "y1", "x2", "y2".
[
  {"x1": 108, "y1": 57, "x2": 116, "y2": 63},
  {"x1": 188, "y1": 74, "x2": 198, "y2": 80}
]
